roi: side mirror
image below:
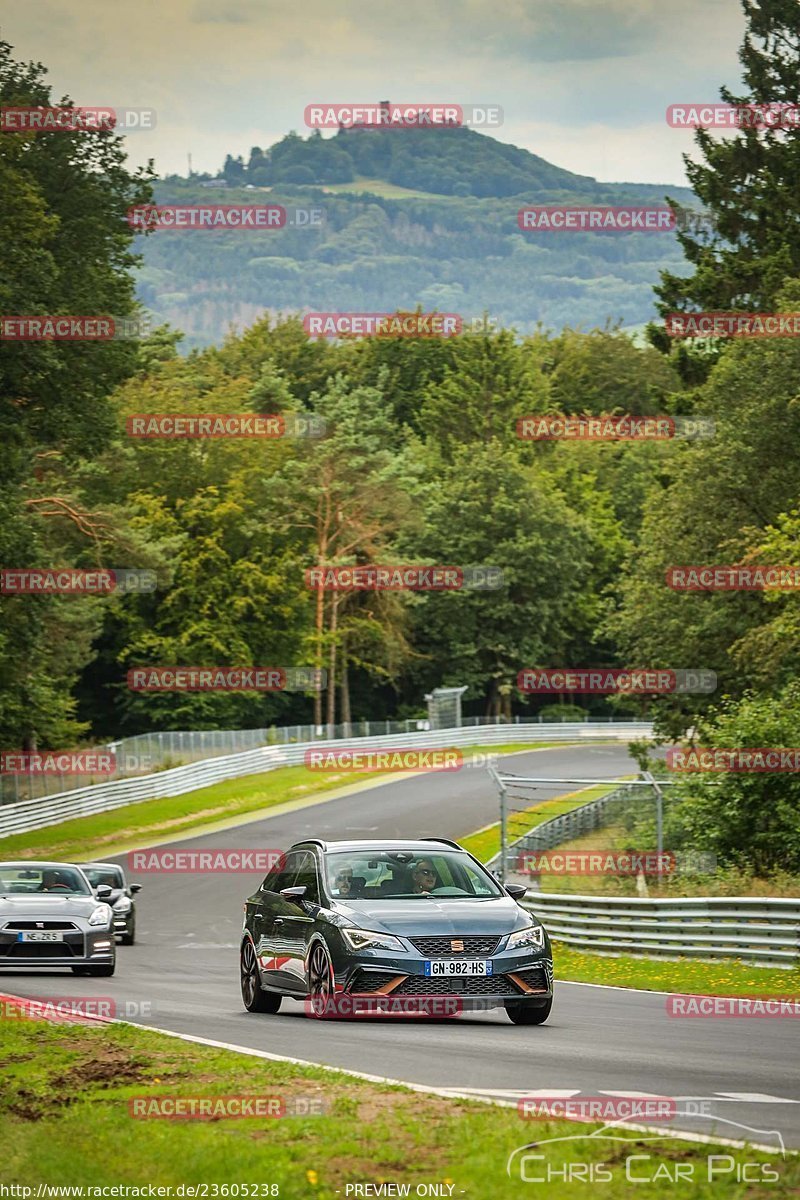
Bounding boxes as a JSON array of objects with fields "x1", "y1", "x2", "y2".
[
  {"x1": 129, "y1": 883, "x2": 142, "y2": 895},
  {"x1": 279, "y1": 885, "x2": 308, "y2": 906},
  {"x1": 96, "y1": 885, "x2": 113, "y2": 900},
  {"x1": 506, "y1": 883, "x2": 527, "y2": 900}
]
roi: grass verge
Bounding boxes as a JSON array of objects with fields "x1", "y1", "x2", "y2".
[
  {"x1": 554, "y1": 941, "x2": 800, "y2": 997},
  {"x1": 0, "y1": 741, "x2": 581, "y2": 862},
  {"x1": 3, "y1": 1016, "x2": 795, "y2": 1195}
]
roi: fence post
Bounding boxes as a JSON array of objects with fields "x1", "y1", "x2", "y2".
[{"x1": 644, "y1": 771, "x2": 665, "y2": 858}]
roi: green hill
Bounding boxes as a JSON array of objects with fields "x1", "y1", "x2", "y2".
[{"x1": 140, "y1": 127, "x2": 697, "y2": 349}]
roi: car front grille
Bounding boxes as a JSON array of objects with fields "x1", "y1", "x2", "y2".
[
  {"x1": 4, "y1": 921, "x2": 78, "y2": 931},
  {"x1": 5, "y1": 942, "x2": 76, "y2": 958},
  {"x1": 408, "y1": 935, "x2": 501, "y2": 956},
  {"x1": 396, "y1": 974, "x2": 511, "y2": 996},
  {"x1": 510, "y1": 967, "x2": 549, "y2": 993}
]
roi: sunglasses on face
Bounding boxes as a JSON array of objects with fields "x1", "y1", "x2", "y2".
[{"x1": 415, "y1": 867, "x2": 435, "y2": 875}]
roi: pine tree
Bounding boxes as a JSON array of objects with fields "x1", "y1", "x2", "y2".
[{"x1": 657, "y1": 0, "x2": 800, "y2": 320}]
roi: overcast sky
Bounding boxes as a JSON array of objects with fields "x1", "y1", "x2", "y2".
[{"x1": 2, "y1": 0, "x2": 746, "y2": 185}]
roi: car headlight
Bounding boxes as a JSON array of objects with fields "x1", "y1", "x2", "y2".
[
  {"x1": 113, "y1": 896, "x2": 132, "y2": 913},
  {"x1": 341, "y1": 927, "x2": 406, "y2": 953},
  {"x1": 88, "y1": 904, "x2": 112, "y2": 927},
  {"x1": 506, "y1": 924, "x2": 546, "y2": 951}
]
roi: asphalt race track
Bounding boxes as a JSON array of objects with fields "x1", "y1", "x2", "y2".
[{"x1": 4, "y1": 745, "x2": 800, "y2": 1153}]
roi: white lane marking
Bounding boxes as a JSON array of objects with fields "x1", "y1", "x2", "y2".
[
  {"x1": 176, "y1": 943, "x2": 238, "y2": 949},
  {"x1": 597, "y1": 1090, "x2": 674, "y2": 1099},
  {"x1": 442, "y1": 1088, "x2": 580, "y2": 1098},
  {"x1": 108, "y1": 1020, "x2": 796, "y2": 1154},
  {"x1": 445, "y1": 1088, "x2": 800, "y2": 1106},
  {"x1": 558, "y1": 979, "x2": 682, "y2": 997}
]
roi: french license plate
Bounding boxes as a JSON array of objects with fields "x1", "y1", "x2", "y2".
[
  {"x1": 424, "y1": 959, "x2": 492, "y2": 977},
  {"x1": 17, "y1": 931, "x2": 62, "y2": 943}
]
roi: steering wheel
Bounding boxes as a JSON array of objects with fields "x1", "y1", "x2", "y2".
[{"x1": 46, "y1": 884, "x2": 70, "y2": 891}]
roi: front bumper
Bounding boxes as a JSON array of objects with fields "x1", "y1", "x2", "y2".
[
  {"x1": 0, "y1": 924, "x2": 115, "y2": 968},
  {"x1": 335, "y1": 940, "x2": 554, "y2": 1009}
]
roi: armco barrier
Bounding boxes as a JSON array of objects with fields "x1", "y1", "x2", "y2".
[
  {"x1": 523, "y1": 893, "x2": 800, "y2": 968},
  {"x1": 0, "y1": 722, "x2": 651, "y2": 839}
]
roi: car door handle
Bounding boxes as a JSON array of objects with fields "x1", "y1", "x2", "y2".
[{"x1": 274, "y1": 917, "x2": 285, "y2": 926}]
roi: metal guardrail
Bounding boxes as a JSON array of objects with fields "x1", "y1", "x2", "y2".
[
  {"x1": 0, "y1": 714, "x2": 639, "y2": 805},
  {"x1": 522, "y1": 893, "x2": 800, "y2": 968},
  {"x1": 0, "y1": 721, "x2": 651, "y2": 839},
  {"x1": 487, "y1": 785, "x2": 799, "y2": 967},
  {"x1": 486, "y1": 783, "x2": 634, "y2": 873}
]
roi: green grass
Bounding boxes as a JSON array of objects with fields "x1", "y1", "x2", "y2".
[
  {"x1": 2, "y1": 1017, "x2": 795, "y2": 1195},
  {"x1": 318, "y1": 176, "x2": 441, "y2": 199},
  {"x1": 0, "y1": 740, "x2": 584, "y2": 862},
  {"x1": 553, "y1": 940, "x2": 800, "y2": 996}
]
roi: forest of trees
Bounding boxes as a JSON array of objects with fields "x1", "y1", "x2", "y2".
[{"x1": 2, "y1": 0, "x2": 800, "y2": 873}]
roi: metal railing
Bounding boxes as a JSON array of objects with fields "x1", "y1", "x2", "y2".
[
  {"x1": 522, "y1": 893, "x2": 800, "y2": 968},
  {"x1": 486, "y1": 783, "x2": 636, "y2": 875},
  {"x1": 0, "y1": 713, "x2": 630, "y2": 806},
  {"x1": 484, "y1": 785, "x2": 799, "y2": 967},
  {"x1": 0, "y1": 721, "x2": 651, "y2": 839}
]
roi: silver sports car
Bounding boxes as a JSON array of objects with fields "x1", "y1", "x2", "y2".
[{"x1": 0, "y1": 861, "x2": 116, "y2": 975}]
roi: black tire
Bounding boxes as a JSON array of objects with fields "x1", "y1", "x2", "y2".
[
  {"x1": 120, "y1": 920, "x2": 135, "y2": 946},
  {"x1": 307, "y1": 942, "x2": 335, "y2": 1018},
  {"x1": 240, "y1": 939, "x2": 281, "y2": 1013},
  {"x1": 72, "y1": 963, "x2": 115, "y2": 977},
  {"x1": 505, "y1": 997, "x2": 552, "y2": 1025}
]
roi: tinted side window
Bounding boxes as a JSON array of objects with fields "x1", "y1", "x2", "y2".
[
  {"x1": 269, "y1": 851, "x2": 302, "y2": 894},
  {"x1": 294, "y1": 852, "x2": 320, "y2": 904}
]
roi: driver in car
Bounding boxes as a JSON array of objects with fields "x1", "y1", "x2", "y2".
[
  {"x1": 410, "y1": 859, "x2": 438, "y2": 894},
  {"x1": 331, "y1": 866, "x2": 366, "y2": 898},
  {"x1": 41, "y1": 869, "x2": 72, "y2": 892}
]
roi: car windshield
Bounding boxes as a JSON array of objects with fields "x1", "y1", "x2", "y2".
[
  {"x1": 83, "y1": 866, "x2": 124, "y2": 889},
  {"x1": 0, "y1": 864, "x2": 92, "y2": 896},
  {"x1": 325, "y1": 849, "x2": 502, "y2": 900}
]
